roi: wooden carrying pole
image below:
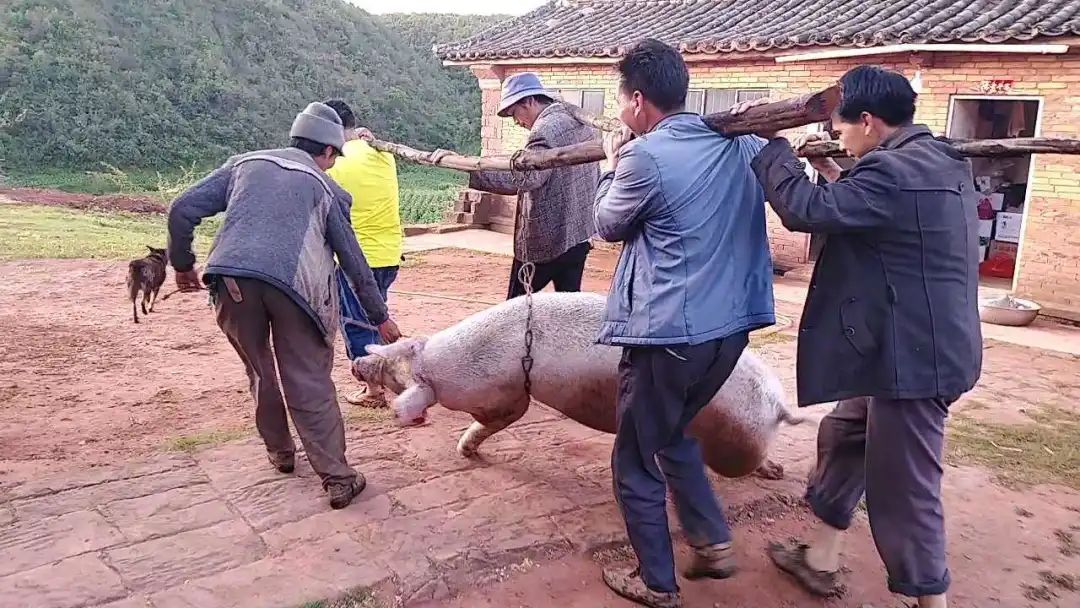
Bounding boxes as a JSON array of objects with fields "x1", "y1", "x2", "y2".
[
  {"x1": 367, "y1": 84, "x2": 1080, "y2": 170},
  {"x1": 368, "y1": 85, "x2": 841, "y2": 171}
]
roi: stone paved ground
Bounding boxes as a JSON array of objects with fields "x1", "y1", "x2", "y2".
[{"x1": 0, "y1": 398, "x2": 813, "y2": 608}]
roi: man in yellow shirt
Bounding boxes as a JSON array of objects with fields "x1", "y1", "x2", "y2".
[{"x1": 324, "y1": 99, "x2": 403, "y2": 405}]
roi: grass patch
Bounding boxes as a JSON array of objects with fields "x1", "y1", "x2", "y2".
[
  {"x1": 945, "y1": 406, "x2": 1080, "y2": 490},
  {"x1": 3, "y1": 165, "x2": 208, "y2": 199},
  {"x1": 166, "y1": 429, "x2": 247, "y2": 453},
  {"x1": 5, "y1": 163, "x2": 466, "y2": 225},
  {"x1": 0, "y1": 204, "x2": 218, "y2": 261},
  {"x1": 399, "y1": 189, "x2": 457, "y2": 224},
  {"x1": 301, "y1": 587, "x2": 381, "y2": 608},
  {"x1": 1041, "y1": 570, "x2": 1078, "y2": 591},
  {"x1": 345, "y1": 405, "x2": 393, "y2": 426},
  {"x1": 397, "y1": 164, "x2": 466, "y2": 190},
  {"x1": 397, "y1": 165, "x2": 465, "y2": 225},
  {"x1": 750, "y1": 330, "x2": 796, "y2": 347},
  {"x1": 399, "y1": 252, "x2": 426, "y2": 268},
  {"x1": 1056, "y1": 529, "x2": 1080, "y2": 557},
  {"x1": 4, "y1": 166, "x2": 165, "y2": 195}
]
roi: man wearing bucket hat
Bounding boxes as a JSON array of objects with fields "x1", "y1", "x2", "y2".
[
  {"x1": 167, "y1": 101, "x2": 401, "y2": 510},
  {"x1": 457, "y1": 72, "x2": 600, "y2": 298}
]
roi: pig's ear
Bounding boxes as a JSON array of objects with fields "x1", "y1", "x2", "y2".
[
  {"x1": 366, "y1": 338, "x2": 424, "y2": 359},
  {"x1": 365, "y1": 344, "x2": 391, "y2": 358}
]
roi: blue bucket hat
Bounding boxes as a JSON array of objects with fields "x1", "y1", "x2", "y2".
[{"x1": 497, "y1": 72, "x2": 559, "y2": 117}]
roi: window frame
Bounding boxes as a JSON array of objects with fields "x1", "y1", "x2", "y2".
[
  {"x1": 556, "y1": 88, "x2": 606, "y2": 115},
  {"x1": 687, "y1": 88, "x2": 771, "y2": 115}
]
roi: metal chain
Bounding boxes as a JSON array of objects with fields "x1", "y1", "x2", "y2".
[{"x1": 510, "y1": 149, "x2": 535, "y2": 397}]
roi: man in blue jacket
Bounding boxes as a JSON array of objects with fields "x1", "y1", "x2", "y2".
[{"x1": 594, "y1": 38, "x2": 776, "y2": 608}]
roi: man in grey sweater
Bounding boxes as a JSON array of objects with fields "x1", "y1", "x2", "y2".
[{"x1": 167, "y1": 102, "x2": 401, "y2": 510}]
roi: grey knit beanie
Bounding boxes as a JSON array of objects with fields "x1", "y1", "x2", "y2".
[{"x1": 289, "y1": 102, "x2": 346, "y2": 154}]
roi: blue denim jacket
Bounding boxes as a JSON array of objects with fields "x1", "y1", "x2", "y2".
[{"x1": 594, "y1": 113, "x2": 776, "y2": 346}]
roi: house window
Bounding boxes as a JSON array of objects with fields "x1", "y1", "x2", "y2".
[
  {"x1": 686, "y1": 90, "x2": 705, "y2": 114},
  {"x1": 687, "y1": 88, "x2": 771, "y2": 115},
  {"x1": 557, "y1": 89, "x2": 606, "y2": 115}
]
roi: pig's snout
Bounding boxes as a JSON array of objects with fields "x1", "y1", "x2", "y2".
[
  {"x1": 391, "y1": 385, "x2": 434, "y2": 427},
  {"x1": 350, "y1": 359, "x2": 366, "y2": 384},
  {"x1": 393, "y1": 411, "x2": 427, "y2": 427}
]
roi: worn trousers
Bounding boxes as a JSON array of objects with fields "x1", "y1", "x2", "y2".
[
  {"x1": 806, "y1": 396, "x2": 953, "y2": 597},
  {"x1": 612, "y1": 332, "x2": 749, "y2": 593},
  {"x1": 214, "y1": 276, "x2": 357, "y2": 489},
  {"x1": 507, "y1": 241, "x2": 591, "y2": 299},
  {"x1": 336, "y1": 265, "x2": 398, "y2": 361}
]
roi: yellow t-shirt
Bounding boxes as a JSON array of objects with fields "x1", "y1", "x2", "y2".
[{"x1": 326, "y1": 139, "x2": 403, "y2": 268}]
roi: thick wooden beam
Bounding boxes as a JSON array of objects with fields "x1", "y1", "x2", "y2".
[
  {"x1": 559, "y1": 85, "x2": 841, "y2": 137},
  {"x1": 371, "y1": 134, "x2": 1080, "y2": 173},
  {"x1": 369, "y1": 86, "x2": 841, "y2": 172},
  {"x1": 367, "y1": 85, "x2": 1080, "y2": 171},
  {"x1": 799, "y1": 137, "x2": 1080, "y2": 158}
]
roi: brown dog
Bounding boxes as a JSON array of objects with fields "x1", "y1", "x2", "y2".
[{"x1": 127, "y1": 246, "x2": 168, "y2": 323}]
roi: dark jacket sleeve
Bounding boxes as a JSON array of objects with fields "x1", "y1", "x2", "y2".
[
  {"x1": 751, "y1": 138, "x2": 898, "y2": 234},
  {"x1": 326, "y1": 200, "x2": 388, "y2": 326},
  {"x1": 469, "y1": 129, "x2": 553, "y2": 195},
  {"x1": 593, "y1": 143, "x2": 663, "y2": 242},
  {"x1": 166, "y1": 163, "x2": 233, "y2": 272}
]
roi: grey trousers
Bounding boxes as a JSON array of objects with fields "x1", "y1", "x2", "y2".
[
  {"x1": 214, "y1": 277, "x2": 358, "y2": 489},
  {"x1": 806, "y1": 396, "x2": 952, "y2": 597},
  {"x1": 613, "y1": 333, "x2": 749, "y2": 593}
]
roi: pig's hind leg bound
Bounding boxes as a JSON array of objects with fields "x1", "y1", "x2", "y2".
[{"x1": 457, "y1": 395, "x2": 530, "y2": 458}]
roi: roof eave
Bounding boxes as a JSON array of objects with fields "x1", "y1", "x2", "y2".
[{"x1": 439, "y1": 35, "x2": 1080, "y2": 66}]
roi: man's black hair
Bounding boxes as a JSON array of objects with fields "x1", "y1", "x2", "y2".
[
  {"x1": 836, "y1": 65, "x2": 917, "y2": 127},
  {"x1": 615, "y1": 38, "x2": 689, "y2": 113},
  {"x1": 528, "y1": 94, "x2": 554, "y2": 106},
  {"x1": 323, "y1": 98, "x2": 357, "y2": 130},
  {"x1": 290, "y1": 136, "x2": 339, "y2": 157},
  {"x1": 509, "y1": 94, "x2": 554, "y2": 113}
]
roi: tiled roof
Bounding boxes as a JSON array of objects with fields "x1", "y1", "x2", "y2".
[{"x1": 435, "y1": 0, "x2": 1080, "y2": 61}]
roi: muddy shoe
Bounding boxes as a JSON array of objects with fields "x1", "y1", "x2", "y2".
[
  {"x1": 344, "y1": 386, "x2": 387, "y2": 408},
  {"x1": 267, "y1": 451, "x2": 295, "y2": 474},
  {"x1": 602, "y1": 566, "x2": 681, "y2": 608},
  {"x1": 684, "y1": 542, "x2": 736, "y2": 580},
  {"x1": 327, "y1": 474, "x2": 367, "y2": 510},
  {"x1": 767, "y1": 540, "x2": 846, "y2": 597}
]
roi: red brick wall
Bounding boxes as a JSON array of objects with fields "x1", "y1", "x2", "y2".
[{"x1": 468, "y1": 50, "x2": 1080, "y2": 319}]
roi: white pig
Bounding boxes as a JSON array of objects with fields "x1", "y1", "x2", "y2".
[{"x1": 353, "y1": 292, "x2": 801, "y2": 479}]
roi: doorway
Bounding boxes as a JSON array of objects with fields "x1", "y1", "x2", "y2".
[{"x1": 947, "y1": 96, "x2": 1042, "y2": 290}]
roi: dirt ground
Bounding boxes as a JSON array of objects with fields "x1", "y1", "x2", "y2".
[
  {"x1": 1, "y1": 246, "x2": 1079, "y2": 607},
  {"x1": 0, "y1": 187, "x2": 168, "y2": 214},
  {"x1": 0, "y1": 248, "x2": 621, "y2": 476}
]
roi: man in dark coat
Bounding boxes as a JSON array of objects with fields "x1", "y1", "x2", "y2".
[{"x1": 733, "y1": 66, "x2": 983, "y2": 608}]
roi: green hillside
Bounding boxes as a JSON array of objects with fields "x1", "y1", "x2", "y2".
[
  {"x1": 0, "y1": 0, "x2": 505, "y2": 172},
  {"x1": 378, "y1": 12, "x2": 509, "y2": 156}
]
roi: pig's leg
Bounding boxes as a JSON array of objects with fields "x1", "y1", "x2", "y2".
[{"x1": 457, "y1": 396, "x2": 529, "y2": 458}]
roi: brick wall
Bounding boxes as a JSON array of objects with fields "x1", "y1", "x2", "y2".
[{"x1": 468, "y1": 50, "x2": 1080, "y2": 319}]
